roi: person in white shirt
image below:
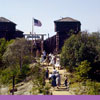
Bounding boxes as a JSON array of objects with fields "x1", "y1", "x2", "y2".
[{"x1": 55, "y1": 57, "x2": 61, "y2": 69}]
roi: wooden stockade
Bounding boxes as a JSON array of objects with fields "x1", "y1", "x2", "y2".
[
  {"x1": 25, "y1": 17, "x2": 81, "y2": 54},
  {"x1": 0, "y1": 17, "x2": 24, "y2": 40},
  {"x1": 44, "y1": 17, "x2": 81, "y2": 54},
  {"x1": 24, "y1": 17, "x2": 81, "y2": 55}
]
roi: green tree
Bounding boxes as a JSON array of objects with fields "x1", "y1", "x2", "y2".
[
  {"x1": 1, "y1": 38, "x2": 32, "y2": 94},
  {"x1": 3, "y1": 38, "x2": 31, "y2": 72},
  {"x1": 0, "y1": 38, "x2": 14, "y2": 68},
  {"x1": 61, "y1": 33, "x2": 98, "y2": 71},
  {"x1": 75, "y1": 60, "x2": 91, "y2": 81},
  {"x1": 0, "y1": 38, "x2": 7, "y2": 68}
]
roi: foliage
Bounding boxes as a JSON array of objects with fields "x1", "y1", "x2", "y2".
[
  {"x1": 15, "y1": 64, "x2": 30, "y2": 83},
  {"x1": 31, "y1": 63, "x2": 45, "y2": 86},
  {"x1": 42, "y1": 84, "x2": 51, "y2": 95},
  {"x1": 0, "y1": 64, "x2": 30, "y2": 85},
  {"x1": 0, "y1": 38, "x2": 14, "y2": 68},
  {"x1": 75, "y1": 60, "x2": 91, "y2": 81},
  {"x1": 0, "y1": 38, "x2": 34, "y2": 86},
  {"x1": 31, "y1": 63, "x2": 47, "y2": 94},
  {"x1": 3, "y1": 38, "x2": 31, "y2": 71},
  {"x1": 0, "y1": 66, "x2": 19, "y2": 85},
  {"x1": 70, "y1": 79, "x2": 100, "y2": 95},
  {"x1": 23, "y1": 56, "x2": 32, "y2": 65},
  {"x1": 61, "y1": 32, "x2": 100, "y2": 95},
  {"x1": 0, "y1": 38, "x2": 7, "y2": 55},
  {"x1": 61, "y1": 33, "x2": 99, "y2": 72}
]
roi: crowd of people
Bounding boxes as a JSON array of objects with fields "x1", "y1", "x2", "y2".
[
  {"x1": 40, "y1": 50, "x2": 69, "y2": 90},
  {"x1": 45, "y1": 67, "x2": 69, "y2": 90},
  {"x1": 40, "y1": 50, "x2": 61, "y2": 69}
]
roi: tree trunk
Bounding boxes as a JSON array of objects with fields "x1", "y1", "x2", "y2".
[{"x1": 12, "y1": 75, "x2": 15, "y2": 95}]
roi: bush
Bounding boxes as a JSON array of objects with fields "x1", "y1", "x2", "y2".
[
  {"x1": 21, "y1": 64, "x2": 30, "y2": 76},
  {"x1": 61, "y1": 33, "x2": 98, "y2": 72},
  {"x1": 0, "y1": 67, "x2": 19, "y2": 85},
  {"x1": 23, "y1": 56, "x2": 32, "y2": 65},
  {"x1": 31, "y1": 63, "x2": 46, "y2": 94},
  {"x1": 15, "y1": 64, "x2": 30, "y2": 83},
  {"x1": 75, "y1": 60, "x2": 91, "y2": 81},
  {"x1": 0, "y1": 64, "x2": 30, "y2": 85}
]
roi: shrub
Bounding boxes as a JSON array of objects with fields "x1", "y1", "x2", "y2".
[
  {"x1": 61, "y1": 33, "x2": 98, "y2": 72},
  {"x1": 75, "y1": 60, "x2": 91, "y2": 81}
]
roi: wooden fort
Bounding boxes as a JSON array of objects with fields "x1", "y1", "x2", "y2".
[
  {"x1": 0, "y1": 17, "x2": 24, "y2": 40},
  {"x1": 0, "y1": 17, "x2": 81, "y2": 55},
  {"x1": 44, "y1": 17, "x2": 81, "y2": 54}
]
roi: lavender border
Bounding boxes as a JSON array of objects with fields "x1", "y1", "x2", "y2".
[{"x1": 0, "y1": 95, "x2": 100, "y2": 100}]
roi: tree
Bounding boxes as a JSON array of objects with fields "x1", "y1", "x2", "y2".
[
  {"x1": 0, "y1": 38, "x2": 7, "y2": 68},
  {"x1": 2, "y1": 38, "x2": 32, "y2": 94},
  {"x1": 3, "y1": 38, "x2": 31, "y2": 72},
  {"x1": 0, "y1": 38, "x2": 14, "y2": 68},
  {"x1": 60, "y1": 33, "x2": 99, "y2": 72}
]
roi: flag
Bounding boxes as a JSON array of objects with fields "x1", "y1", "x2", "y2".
[{"x1": 34, "y1": 18, "x2": 42, "y2": 27}]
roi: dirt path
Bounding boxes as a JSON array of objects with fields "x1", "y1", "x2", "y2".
[
  {"x1": 44, "y1": 64, "x2": 74, "y2": 95},
  {"x1": 14, "y1": 80, "x2": 33, "y2": 95},
  {"x1": 14, "y1": 63, "x2": 74, "y2": 95}
]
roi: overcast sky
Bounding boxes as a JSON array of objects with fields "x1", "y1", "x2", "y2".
[{"x1": 0, "y1": 0, "x2": 100, "y2": 38}]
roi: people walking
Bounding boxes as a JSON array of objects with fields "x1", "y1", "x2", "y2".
[
  {"x1": 46, "y1": 54, "x2": 50, "y2": 66},
  {"x1": 40, "y1": 55, "x2": 44, "y2": 63},
  {"x1": 52, "y1": 67, "x2": 57, "y2": 74},
  {"x1": 49, "y1": 54, "x2": 55, "y2": 66},
  {"x1": 56, "y1": 71, "x2": 61, "y2": 88},
  {"x1": 45, "y1": 68, "x2": 49, "y2": 79},
  {"x1": 64, "y1": 76, "x2": 69, "y2": 90},
  {"x1": 43, "y1": 50, "x2": 46, "y2": 60},
  {"x1": 51, "y1": 73, "x2": 57, "y2": 87},
  {"x1": 48, "y1": 53, "x2": 52, "y2": 63},
  {"x1": 55, "y1": 57, "x2": 61, "y2": 70}
]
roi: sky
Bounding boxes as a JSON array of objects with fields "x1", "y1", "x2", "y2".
[{"x1": 0, "y1": 0, "x2": 100, "y2": 39}]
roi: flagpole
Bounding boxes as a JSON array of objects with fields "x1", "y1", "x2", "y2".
[
  {"x1": 32, "y1": 17, "x2": 34, "y2": 40},
  {"x1": 31, "y1": 17, "x2": 34, "y2": 59}
]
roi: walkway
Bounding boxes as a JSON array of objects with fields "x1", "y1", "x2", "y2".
[{"x1": 44, "y1": 63, "x2": 74, "y2": 95}]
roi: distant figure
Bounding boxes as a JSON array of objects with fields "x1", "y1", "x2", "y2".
[
  {"x1": 43, "y1": 50, "x2": 46, "y2": 59},
  {"x1": 46, "y1": 54, "x2": 50, "y2": 65},
  {"x1": 54, "y1": 56, "x2": 56, "y2": 65},
  {"x1": 64, "y1": 76, "x2": 69, "y2": 90},
  {"x1": 45, "y1": 68, "x2": 49, "y2": 79},
  {"x1": 48, "y1": 53, "x2": 52, "y2": 63},
  {"x1": 49, "y1": 54, "x2": 55, "y2": 65},
  {"x1": 52, "y1": 67, "x2": 57, "y2": 74},
  {"x1": 51, "y1": 73, "x2": 56, "y2": 87},
  {"x1": 40, "y1": 55, "x2": 44, "y2": 63},
  {"x1": 49, "y1": 72, "x2": 53, "y2": 80},
  {"x1": 55, "y1": 57, "x2": 61, "y2": 69},
  {"x1": 56, "y1": 71, "x2": 61, "y2": 88}
]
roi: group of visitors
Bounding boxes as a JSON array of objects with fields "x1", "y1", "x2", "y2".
[
  {"x1": 46, "y1": 67, "x2": 61, "y2": 88},
  {"x1": 41, "y1": 50, "x2": 69, "y2": 90},
  {"x1": 40, "y1": 51, "x2": 61, "y2": 69},
  {"x1": 45, "y1": 67, "x2": 69, "y2": 90}
]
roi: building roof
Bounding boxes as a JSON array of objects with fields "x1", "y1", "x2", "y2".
[
  {"x1": 54, "y1": 17, "x2": 80, "y2": 22},
  {"x1": 16, "y1": 29, "x2": 23, "y2": 33},
  {"x1": 0, "y1": 17, "x2": 16, "y2": 24}
]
